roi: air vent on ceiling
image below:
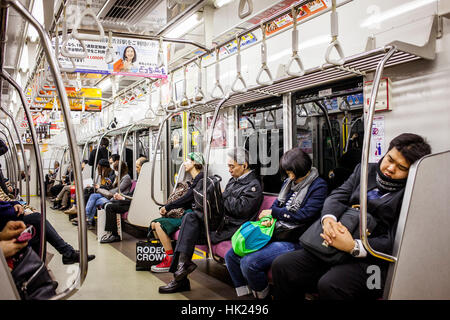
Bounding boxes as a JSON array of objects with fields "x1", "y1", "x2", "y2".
[{"x1": 97, "y1": 0, "x2": 162, "y2": 25}]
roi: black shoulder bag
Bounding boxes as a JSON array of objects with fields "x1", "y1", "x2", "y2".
[
  {"x1": 11, "y1": 247, "x2": 58, "y2": 300},
  {"x1": 299, "y1": 208, "x2": 377, "y2": 265}
]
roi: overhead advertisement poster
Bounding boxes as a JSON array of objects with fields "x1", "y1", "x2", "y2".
[
  {"x1": 41, "y1": 87, "x2": 103, "y2": 112},
  {"x1": 55, "y1": 36, "x2": 168, "y2": 78}
]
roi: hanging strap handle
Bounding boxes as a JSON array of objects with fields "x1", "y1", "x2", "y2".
[
  {"x1": 231, "y1": 35, "x2": 248, "y2": 93},
  {"x1": 286, "y1": 7, "x2": 305, "y2": 77},
  {"x1": 104, "y1": 31, "x2": 114, "y2": 64},
  {"x1": 238, "y1": 0, "x2": 253, "y2": 19},
  {"x1": 193, "y1": 56, "x2": 204, "y2": 101},
  {"x1": 211, "y1": 47, "x2": 225, "y2": 99},
  {"x1": 60, "y1": 5, "x2": 88, "y2": 59},
  {"x1": 157, "y1": 37, "x2": 165, "y2": 69},
  {"x1": 72, "y1": 0, "x2": 105, "y2": 42},
  {"x1": 179, "y1": 64, "x2": 191, "y2": 107},
  {"x1": 156, "y1": 79, "x2": 166, "y2": 116},
  {"x1": 324, "y1": 0, "x2": 345, "y2": 66},
  {"x1": 256, "y1": 24, "x2": 274, "y2": 86},
  {"x1": 163, "y1": 73, "x2": 176, "y2": 111}
]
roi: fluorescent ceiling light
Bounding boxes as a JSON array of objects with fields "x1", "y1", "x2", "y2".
[
  {"x1": 165, "y1": 13, "x2": 203, "y2": 38},
  {"x1": 214, "y1": 0, "x2": 233, "y2": 8},
  {"x1": 360, "y1": 0, "x2": 437, "y2": 28},
  {"x1": 27, "y1": 0, "x2": 44, "y2": 42}
]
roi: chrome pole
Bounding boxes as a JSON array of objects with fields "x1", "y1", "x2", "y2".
[
  {"x1": 0, "y1": 122, "x2": 21, "y2": 198},
  {"x1": 0, "y1": 108, "x2": 32, "y2": 204},
  {"x1": 202, "y1": 94, "x2": 231, "y2": 262},
  {"x1": 3, "y1": 0, "x2": 88, "y2": 298},
  {"x1": 359, "y1": 46, "x2": 397, "y2": 263}
]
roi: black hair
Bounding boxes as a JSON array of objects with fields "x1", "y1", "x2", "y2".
[
  {"x1": 122, "y1": 46, "x2": 137, "y2": 63},
  {"x1": 82, "y1": 160, "x2": 89, "y2": 165},
  {"x1": 193, "y1": 163, "x2": 203, "y2": 171},
  {"x1": 388, "y1": 133, "x2": 432, "y2": 165},
  {"x1": 100, "y1": 137, "x2": 109, "y2": 147},
  {"x1": 109, "y1": 154, "x2": 120, "y2": 162},
  {"x1": 280, "y1": 147, "x2": 312, "y2": 179}
]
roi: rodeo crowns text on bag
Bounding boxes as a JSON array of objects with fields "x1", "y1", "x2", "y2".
[{"x1": 136, "y1": 240, "x2": 166, "y2": 271}]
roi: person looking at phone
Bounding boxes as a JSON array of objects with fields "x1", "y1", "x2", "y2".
[
  {"x1": 0, "y1": 201, "x2": 95, "y2": 264},
  {"x1": 0, "y1": 221, "x2": 28, "y2": 258}
]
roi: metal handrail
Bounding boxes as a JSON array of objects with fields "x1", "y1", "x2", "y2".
[
  {"x1": 3, "y1": 0, "x2": 89, "y2": 299},
  {"x1": 0, "y1": 122, "x2": 23, "y2": 200},
  {"x1": 314, "y1": 100, "x2": 338, "y2": 168},
  {"x1": 117, "y1": 124, "x2": 136, "y2": 200},
  {"x1": 0, "y1": 130, "x2": 16, "y2": 193},
  {"x1": 359, "y1": 46, "x2": 398, "y2": 263},
  {"x1": 201, "y1": 94, "x2": 232, "y2": 262},
  {"x1": 0, "y1": 68, "x2": 47, "y2": 263}
]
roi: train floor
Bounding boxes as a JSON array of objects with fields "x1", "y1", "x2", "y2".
[{"x1": 35, "y1": 197, "x2": 253, "y2": 300}]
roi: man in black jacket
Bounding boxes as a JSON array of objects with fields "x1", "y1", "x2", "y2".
[
  {"x1": 88, "y1": 137, "x2": 110, "y2": 179},
  {"x1": 159, "y1": 147, "x2": 263, "y2": 294},
  {"x1": 272, "y1": 133, "x2": 431, "y2": 300}
]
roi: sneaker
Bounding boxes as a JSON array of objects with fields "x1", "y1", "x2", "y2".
[
  {"x1": 64, "y1": 206, "x2": 77, "y2": 214},
  {"x1": 100, "y1": 233, "x2": 121, "y2": 243},
  {"x1": 151, "y1": 255, "x2": 173, "y2": 273}
]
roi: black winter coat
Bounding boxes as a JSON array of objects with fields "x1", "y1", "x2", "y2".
[
  {"x1": 211, "y1": 171, "x2": 263, "y2": 243},
  {"x1": 321, "y1": 163, "x2": 405, "y2": 263}
]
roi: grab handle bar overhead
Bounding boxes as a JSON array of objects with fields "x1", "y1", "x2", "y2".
[
  {"x1": 286, "y1": 7, "x2": 305, "y2": 77},
  {"x1": 256, "y1": 23, "x2": 274, "y2": 86},
  {"x1": 324, "y1": 0, "x2": 345, "y2": 66},
  {"x1": 359, "y1": 46, "x2": 398, "y2": 263}
]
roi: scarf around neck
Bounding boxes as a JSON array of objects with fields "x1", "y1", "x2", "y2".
[
  {"x1": 375, "y1": 157, "x2": 407, "y2": 193},
  {"x1": 277, "y1": 167, "x2": 319, "y2": 212}
]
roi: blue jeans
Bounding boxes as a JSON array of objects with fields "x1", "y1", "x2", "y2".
[
  {"x1": 85, "y1": 193, "x2": 109, "y2": 222},
  {"x1": 225, "y1": 241, "x2": 302, "y2": 292}
]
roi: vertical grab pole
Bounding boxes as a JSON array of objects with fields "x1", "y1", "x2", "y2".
[
  {"x1": 202, "y1": 94, "x2": 231, "y2": 262},
  {"x1": 0, "y1": 122, "x2": 21, "y2": 198},
  {"x1": 1, "y1": 110, "x2": 30, "y2": 203},
  {"x1": 359, "y1": 46, "x2": 397, "y2": 263},
  {"x1": 118, "y1": 124, "x2": 136, "y2": 199},
  {"x1": 5, "y1": 0, "x2": 89, "y2": 296},
  {"x1": 0, "y1": 69, "x2": 47, "y2": 261}
]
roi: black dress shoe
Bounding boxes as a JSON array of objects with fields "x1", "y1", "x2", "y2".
[
  {"x1": 158, "y1": 278, "x2": 190, "y2": 294},
  {"x1": 62, "y1": 250, "x2": 96, "y2": 265},
  {"x1": 174, "y1": 261, "x2": 197, "y2": 282}
]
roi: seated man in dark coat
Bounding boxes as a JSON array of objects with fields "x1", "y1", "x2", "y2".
[
  {"x1": 159, "y1": 147, "x2": 263, "y2": 294},
  {"x1": 272, "y1": 133, "x2": 432, "y2": 300}
]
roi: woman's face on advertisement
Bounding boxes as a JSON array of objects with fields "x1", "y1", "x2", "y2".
[{"x1": 125, "y1": 47, "x2": 135, "y2": 61}]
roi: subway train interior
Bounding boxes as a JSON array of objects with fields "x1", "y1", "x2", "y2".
[{"x1": 0, "y1": 0, "x2": 449, "y2": 307}]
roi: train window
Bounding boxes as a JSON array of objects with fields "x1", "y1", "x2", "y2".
[
  {"x1": 188, "y1": 113, "x2": 203, "y2": 154},
  {"x1": 238, "y1": 101, "x2": 284, "y2": 194}
]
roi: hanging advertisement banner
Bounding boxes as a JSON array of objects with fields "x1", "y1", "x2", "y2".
[
  {"x1": 42, "y1": 87, "x2": 103, "y2": 112},
  {"x1": 265, "y1": 0, "x2": 329, "y2": 36},
  {"x1": 55, "y1": 36, "x2": 168, "y2": 78}
]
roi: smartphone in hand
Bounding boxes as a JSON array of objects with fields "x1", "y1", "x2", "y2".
[{"x1": 17, "y1": 225, "x2": 35, "y2": 243}]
